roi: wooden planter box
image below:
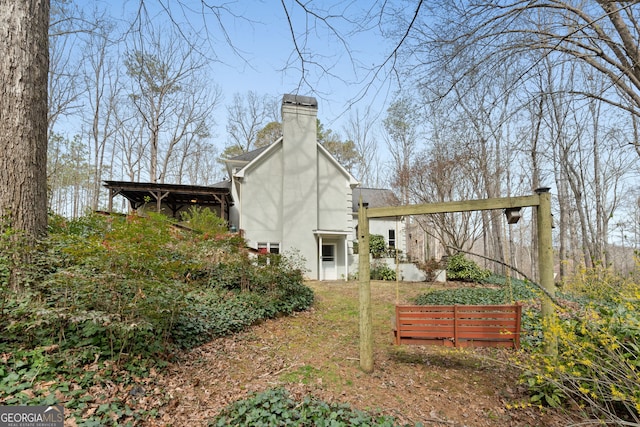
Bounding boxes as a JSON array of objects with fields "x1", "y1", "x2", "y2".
[{"x1": 393, "y1": 304, "x2": 522, "y2": 349}]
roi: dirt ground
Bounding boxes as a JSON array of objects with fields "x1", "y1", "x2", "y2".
[{"x1": 140, "y1": 281, "x2": 581, "y2": 426}]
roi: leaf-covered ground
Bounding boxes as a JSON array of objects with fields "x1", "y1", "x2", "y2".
[{"x1": 122, "y1": 281, "x2": 581, "y2": 426}]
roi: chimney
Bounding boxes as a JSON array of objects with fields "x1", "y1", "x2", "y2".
[
  {"x1": 281, "y1": 94, "x2": 318, "y2": 145},
  {"x1": 280, "y1": 94, "x2": 319, "y2": 278}
]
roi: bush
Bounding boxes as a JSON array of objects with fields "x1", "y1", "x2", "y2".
[
  {"x1": 415, "y1": 276, "x2": 540, "y2": 306},
  {"x1": 515, "y1": 264, "x2": 640, "y2": 424},
  {"x1": 446, "y1": 253, "x2": 491, "y2": 282},
  {"x1": 370, "y1": 261, "x2": 396, "y2": 281},
  {"x1": 369, "y1": 234, "x2": 387, "y2": 258},
  {"x1": 416, "y1": 258, "x2": 442, "y2": 281},
  {"x1": 210, "y1": 388, "x2": 412, "y2": 427},
  {"x1": 0, "y1": 212, "x2": 316, "y2": 425},
  {"x1": 2, "y1": 213, "x2": 314, "y2": 360},
  {"x1": 181, "y1": 206, "x2": 228, "y2": 235},
  {"x1": 414, "y1": 276, "x2": 544, "y2": 348}
]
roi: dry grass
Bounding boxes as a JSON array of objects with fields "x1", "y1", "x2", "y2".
[{"x1": 147, "y1": 280, "x2": 581, "y2": 426}]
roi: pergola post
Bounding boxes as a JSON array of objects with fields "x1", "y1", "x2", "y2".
[
  {"x1": 358, "y1": 198, "x2": 373, "y2": 373},
  {"x1": 357, "y1": 190, "x2": 556, "y2": 372},
  {"x1": 535, "y1": 187, "x2": 558, "y2": 356}
]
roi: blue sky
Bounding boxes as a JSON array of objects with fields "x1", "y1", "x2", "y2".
[{"x1": 106, "y1": 0, "x2": 401, "y2": 132}]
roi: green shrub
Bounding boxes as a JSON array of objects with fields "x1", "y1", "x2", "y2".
[
  {"x1": 2, "y1": 213, "x2": 314, "y2": 360},
  {"x1": 210, "y1": 388, "x2": 415, "y2": 426},
  {"x1": 446, "y1": 253, "x2": 491, "y2": 282},
  {"x1": 514, "y1": 265, "x2": 640, "y2": 424},
  {"x1": 414, "y1": 276, "x2": 539, "y2": 306},
  {"x1": 369, "y1": 234, "x2": 387, "y2": 258},
  {"x1": 180, "y1": 206, "x2": 228, "y2": 235},
  {"x1": 1, "y1": 212, "x2": 316, "y2": 424},
  {"x1": 370, "y1": 261, "x2": 396, "y2": 281},
  {"x1": 414, "y1": 276, "x2": 543, "y2": 348}
]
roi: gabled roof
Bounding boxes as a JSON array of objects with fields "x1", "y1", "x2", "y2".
[
  {"x1": 228, "y1": 144, "x2": 272, "y2": 163},
  {"x1": 317, "y1": 143, "x2": 359, "y2": 187},
  {"x1": 352, "y1": 187, "x2": 400, "y2": 212},
  {"x1": 228, "y1": 139, "x2": 359, "y2": 187},
  {"x1": 229, "y1": 139, "x2": 283, "y2": 179}
]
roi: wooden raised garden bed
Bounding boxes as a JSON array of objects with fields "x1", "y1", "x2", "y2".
[{"x1": 393, "y1": 304, "x2": 522, "y2": 349}]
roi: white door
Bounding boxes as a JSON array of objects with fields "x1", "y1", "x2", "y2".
[{"x1": 321, "y1": 244, "x2": 337, "y2": 280}]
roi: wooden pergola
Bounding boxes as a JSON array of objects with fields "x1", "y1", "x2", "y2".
[
  {"x1": 103, "y1": 180, "x2": 233, "y2": 220},
  {"x1": 357, "y1": 188, "x2": 556, "y2": 372}
]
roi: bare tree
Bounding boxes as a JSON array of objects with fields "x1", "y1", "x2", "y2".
[
  {"x1": 226, "y1": 91, "x2": 273, "y2": 153},
  {"x1": 81, "y1": 16, "x2": 121, "y2": 210},
  {"x1": 406, "y1": 0, "x2": 640, "y2": 157},
  {"x1": 343, "y1": 107, "x2": 380, "y2": 186},
  {"x1": 409, "y1": 147, "x2": 485, "y2": 256},
  {"x1": 48, "y1": 0, "x2": 84, "y2": 136},
  {"x1": 124, "y1": 23, "x2": 220, "y2": 183},
  {"x1": 383, "y1": 96, "x2": 421, "y2": 205}
]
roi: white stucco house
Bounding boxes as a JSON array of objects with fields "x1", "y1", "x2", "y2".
[
  {"x1": 351, "y1": 187, "x2": 406, "y2": 259},
  {"x1": 105, "y1": 94, "x2": 409, "y2": 280},
  {"x1": 224, "y1": 94, "x2": 360, "y2": 280}
]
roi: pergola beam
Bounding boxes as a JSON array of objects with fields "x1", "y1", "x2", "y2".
[
  {"x1": 358, "y1": 190, "x2": 556, "y2": 373},
  {"x1": 366, "y1": 195, "x2": 541, "y2": 218}
]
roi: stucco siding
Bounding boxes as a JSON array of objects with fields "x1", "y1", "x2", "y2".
[
  {"x1": 241, "y1": 146, "x2": 284, "y2": 245},
  {"x1": 353, "y1": 216, "x2": 407, "y2": 254},
  {"x1": 317, "y1": 151, "x2": 350, "y2": 231}
]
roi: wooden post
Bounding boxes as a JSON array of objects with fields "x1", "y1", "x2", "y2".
[
  {"x1": 535, "y1": 187, "x2": 557, "y2": 356},
  {"x1": 358, "y1": 198, "x2": 373, "y2": 373}
]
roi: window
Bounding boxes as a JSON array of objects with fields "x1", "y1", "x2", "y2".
[
  {"x1": 388, "y1": 230, "x2": 396, "y2": 248},
  {"x1": 257, "y1": 242, "x2": 280, "y2": 255},
  {"x1": 257, "y1": 242, "x2": 280, "y2": 265}
]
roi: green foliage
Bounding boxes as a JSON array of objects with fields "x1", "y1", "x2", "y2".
[
  {"x1": 1, "y1": 212, "x2": 314, "y2": 424},
  {"x1": 181, "y1": 206, "x2": 228, "y2": 235},
  {"x1": 445, "y1": 253, "x2": 491, "y2": 282},
  {"x1": 369, "y1": 234, "x2": 387, "y2": 258},
  {"x1": 414, "y1": 276, "x2": 543, "y2": 348},
  {"x1": 210, "y1": 388, "x2": 419, "y2": 427},
  {"x1": 370, "y1": 261, "x2": 396, "y2": 281},
  {"x1": 414, "y1": 276, "x2": 539, "y2": 306},
  {"x1": 514, "y1": 264, "x2": 640, "y2": 424},
  {"x1": 255, "y1": 121, "x2": 282, "y2": 148},
  {"x1": 0, "y1": 214, "x2": 29, "y2": 290}
]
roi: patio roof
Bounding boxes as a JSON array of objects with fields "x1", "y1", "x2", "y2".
[{"x1": 103, "y1": 180, "x2": 232, "y2": 219}]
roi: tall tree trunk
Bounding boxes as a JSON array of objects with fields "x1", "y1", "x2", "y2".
[{"x1": 0, "y1": 0, "x2": 49, "y2": 239}]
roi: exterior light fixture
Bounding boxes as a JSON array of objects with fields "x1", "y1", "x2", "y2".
[{"x1": 504, "y1": 207, "x2": 521, "y2": 224}]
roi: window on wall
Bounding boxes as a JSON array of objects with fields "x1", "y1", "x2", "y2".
[
  {"x1": 257, "y1": 242, "x2": 280, "y2": 254},
  {"x1": 388, "y1": 230, "x2": 396, "y2": 248},
  {"x1": 257, "y1": 242, "x2": 280, "y2": 265}
]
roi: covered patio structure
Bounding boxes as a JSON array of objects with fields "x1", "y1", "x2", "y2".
[{"x1": 103, "y1": 180, "x2": 232, "y2": 221}]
